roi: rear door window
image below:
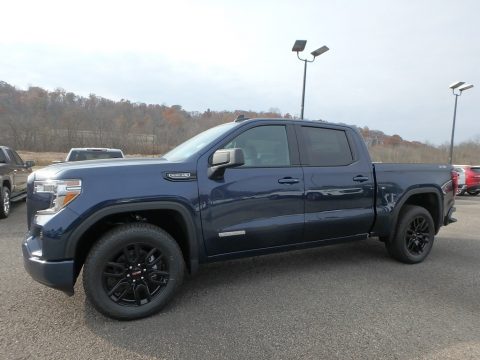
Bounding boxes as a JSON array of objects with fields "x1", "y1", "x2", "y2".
[{"x1": 300, "y1": 127, "x2": 353, "y2": 166}]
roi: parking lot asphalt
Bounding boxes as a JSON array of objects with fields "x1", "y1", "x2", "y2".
[{"x1": 1, "y1": 197, "x2": 479, "y2": 360}]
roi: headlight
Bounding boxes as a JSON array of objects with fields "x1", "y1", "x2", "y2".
[{"x1": 34, "y1": 179, "x2": 82, "y2": 214}]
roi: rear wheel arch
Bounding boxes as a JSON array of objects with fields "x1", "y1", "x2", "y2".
[
  {"x1": 68, "y1": 201, "x2": 200, "y2": 280},
  {"x1": 380, "y1": 188, "x2": 443, "y2": 241},
  {"x1": 402, "y1": 191, "x2": 441, "y2": 233}
]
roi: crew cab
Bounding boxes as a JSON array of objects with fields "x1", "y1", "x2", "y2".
[
  {"x1": 0, "y1": 146, "x2": 35, "y2": 218},
  {"x1": 22, "y1": 118, "x2": 457, "y2": 320}
]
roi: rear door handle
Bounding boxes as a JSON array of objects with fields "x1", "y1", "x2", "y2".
[
  {"x1": 353, "y1": 175, "x2": 369, "y2": 182},
  {"x1": 278, "y1": 177, "x2": 300, "y2": 184}
]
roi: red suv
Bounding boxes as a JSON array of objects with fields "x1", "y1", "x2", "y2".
[{"x1": 464, "y1": 166, "x2": 480, "y2": 196}]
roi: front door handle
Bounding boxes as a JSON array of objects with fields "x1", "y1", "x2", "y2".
[
  {"x1": 278, "y1": 177, "x2": 300, "y2": 184},
  {"x1": 353, "y1": 175, "x2": 369, "y2": 182}
]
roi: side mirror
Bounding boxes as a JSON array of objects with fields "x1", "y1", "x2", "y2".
[
  {"x1": 208, "y1": 148, "x2": 245, "y2": 179},
  {"x1": 25, "y1": 160, "x2": 35, "y2": 168}
]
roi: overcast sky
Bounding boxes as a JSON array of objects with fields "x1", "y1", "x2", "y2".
[{"x1": 1, "y1": 0, "x2": 478, "y2": 144}]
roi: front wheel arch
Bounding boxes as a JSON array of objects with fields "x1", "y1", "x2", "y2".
[{"x1": 68, "y1": 201, "x2": 200, "y2": 281}]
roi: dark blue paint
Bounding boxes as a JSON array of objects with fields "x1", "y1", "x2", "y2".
[{"x1": 22, "y1": 119, "x2": 456, "y2": 295}]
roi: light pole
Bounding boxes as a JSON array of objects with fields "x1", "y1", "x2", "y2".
[
  {"x1": 448, "y1": 81, "x2": 474, "y2": 164},
  {"x1": 292, "y1": 40, "x2": 329, "y2": 119}
]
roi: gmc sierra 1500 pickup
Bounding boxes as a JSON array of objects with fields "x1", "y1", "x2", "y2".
[
  {"x1": 23, "y1": 118, "x2": 457, "y2": 320},
  {"x1": 0, "y1": 146, "x2": 35, "y2": 218}
]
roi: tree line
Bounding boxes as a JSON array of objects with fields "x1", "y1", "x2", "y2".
[
  {"x1": 0, "y1": 81, "x2": 478, "y2": 164},
  {"x1": 0, "y1": 81, "x2": 285, "y2": 154}
]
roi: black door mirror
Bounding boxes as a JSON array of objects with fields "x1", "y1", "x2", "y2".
[
  {"x1": 208, "y1": 148, "x2": 245, "y2": 179},
  {"x1": 25, "y1": 160, "x2": 35, "y2": 168}
]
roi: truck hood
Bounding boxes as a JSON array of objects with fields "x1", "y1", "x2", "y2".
[
  {"x1": 27, "y1": 157, "x2": 199, "y2": 227},
  {"x1": 33, "y1": 157, "x2": 171, "y2": 179}
]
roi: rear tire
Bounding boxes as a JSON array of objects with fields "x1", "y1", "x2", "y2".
[
  {"x1": 83, "y1": 223, "x2": 185, "y2": 320},
  {"x1": 385, "y1": 205, "x2": 435, "y2": 264},
  {"x1": 467, "y1": 190, "x2": 479, "y2": 196},
  {"x1": 0, "y1": 187, "x2": 11, "y2": 219}
]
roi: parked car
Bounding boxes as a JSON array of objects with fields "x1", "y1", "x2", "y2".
[
  {"x1": 0, "y1": 146, "x2": 35, "y2": 218},
  {"x1": 453, "y1": 165, "x2": 480, "y2": 196},
  {"x1": 23, "y1": 117, "x2": 456, "y2": 320},
  {"x1": 65, "y1": 148, "x2": 124, "y2": 161}
]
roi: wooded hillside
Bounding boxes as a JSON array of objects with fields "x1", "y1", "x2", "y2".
[{"x1": 0, "y1": 81, "x2": 478, "y2": 164}]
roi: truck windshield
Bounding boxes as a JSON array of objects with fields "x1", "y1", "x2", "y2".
[
  {"x1": 68, "y1": 151, "x2": 123, "y2": 161},
  {"x1": 163, "y1": 122, "x2": 236, "y2": 161}
]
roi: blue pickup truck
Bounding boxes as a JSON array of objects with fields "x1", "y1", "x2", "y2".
[{"x1": 23, "y1": 118, "x2": 457, "y2": 320}]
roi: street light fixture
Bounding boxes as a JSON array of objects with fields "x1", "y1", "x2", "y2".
[
  {"x1": 449, "y1": 81, "x2": 465, "y2": 90},
  {"x1": 292, "y1": 40, "x2": 329, "y2": 119},
  {"x1": 448, "y1": 81, "x2": 474, "y2": 164},
  {"x1": 311, "y1": 46, "x2": 329, "y2": 58},
  {"x1": 292, "y1": 40, "x2": 307, "y2": 52}
]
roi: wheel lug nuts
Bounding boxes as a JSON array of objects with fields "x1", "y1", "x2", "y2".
[
  {"x1": 127, "y1": 274, "x2": 130, "y2": 277},
  {"x1": 133, "y1": 280, "x2": 136, "y2": 283},
  {"x1": 137, "y1": 264, "x2": 141, "y2": 266},
  {"x1": 141, "y1": 277, "x2": 144, "y2": 280},
  {"x1": 143, "y1": 269, "x2": 146, "y2": 272},
  {"x1": 129, "y1": 266, "x2": 133, "y2": 270}
]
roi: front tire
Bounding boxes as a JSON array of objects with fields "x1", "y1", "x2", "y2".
[
  {"x1": 0, "y1": 187, "x2": 11, "y2": 219},
  {"x1": 83, "y1": 223, "x2": 185, "y2": 320},
  {"x1": 385, "y1": 205, "x2": 435, "y2": 264}
]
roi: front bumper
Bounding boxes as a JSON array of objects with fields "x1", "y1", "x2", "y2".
[{"x1": 22, "y1": 234, "x2": 75, "y2": 295}]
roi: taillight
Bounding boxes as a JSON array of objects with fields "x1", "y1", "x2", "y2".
[{"x1": 451, "y1": 170, "x2": 459, "y2": 196}]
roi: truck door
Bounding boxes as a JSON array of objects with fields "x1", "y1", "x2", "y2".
[
  {"x1": 296, "y1": 125, "x2": 375, "y2": 242},
  {"x1": 5, "y1": 149, "x2": 29, "y2": 195},
  {"x1": 197, "y1": 123, "x2": 305, "y2": 256}
]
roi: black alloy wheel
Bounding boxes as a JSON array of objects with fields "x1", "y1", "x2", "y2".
[
  {"x1": 83, "y1": 223, "x2": 185, "y2": 320},
  {"x1": 404, "y1": 216, "x2": 430, "y2": 256},
  {"x1": 385, "y1": 205, "x2": 435, "y2": 264},
  {"x1": 102, "y1": 243, "x2": 170, "y2": 306}
]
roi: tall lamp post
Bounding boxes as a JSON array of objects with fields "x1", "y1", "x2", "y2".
[
  {"x1": 448, "y1": 81, "x2": 474, "y2": 164},
  {"x1": 292, "y1": 40, "x2": 329, "y2": 119}
]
